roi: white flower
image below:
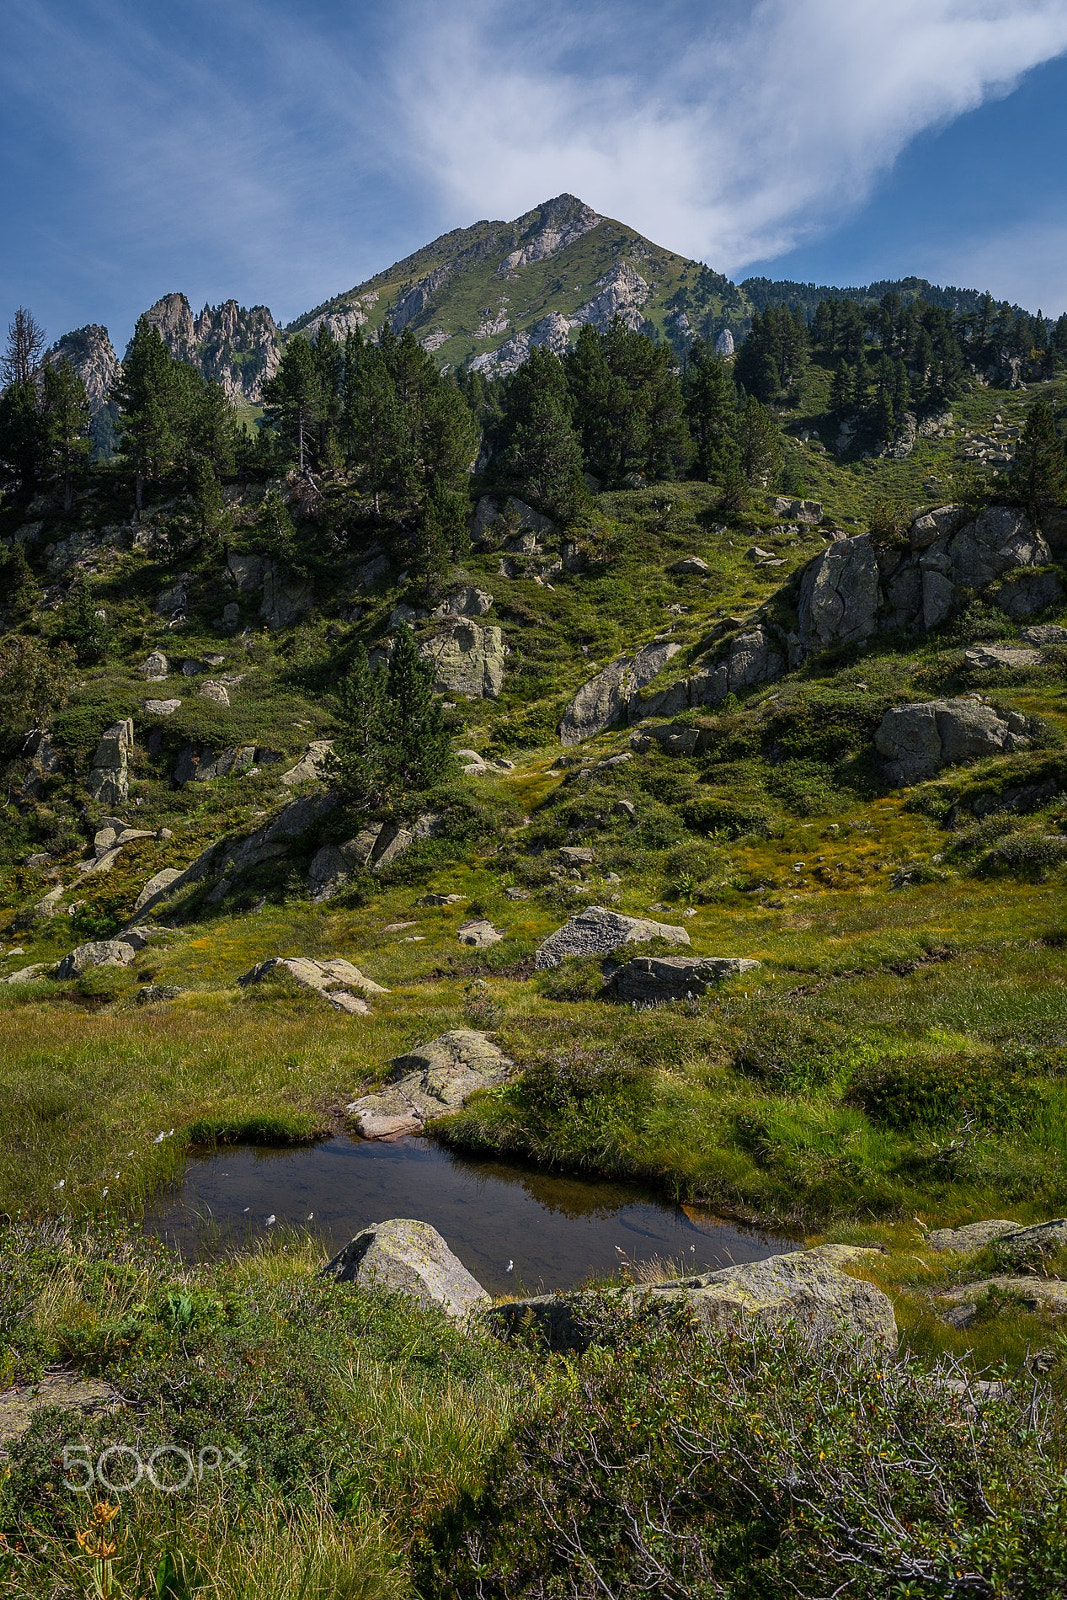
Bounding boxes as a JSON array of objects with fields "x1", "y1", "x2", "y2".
[{"x1": 54, "y1": 1179, "x2": 65, "y2": 1190}]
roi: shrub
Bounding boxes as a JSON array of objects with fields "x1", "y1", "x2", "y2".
[
  {"x1": 683, "y1": 794, "x2": 778, "y2": 838},
  {"x1": 978, "y1": 832, "x2": 1067, "y2": 881},
  {"x1": 732, "y1": 1014, "x2": 869, "y2": 1092},
  {"x1": 851, "y1": 1052, "x2": 1038, "y2": 1133},
  {"x1": 534, "y1": 955, "x2": 607, "y2": 1003},
  {"x1": 419, "y1": 1317, "x2": 1067, "y2": 1599}
]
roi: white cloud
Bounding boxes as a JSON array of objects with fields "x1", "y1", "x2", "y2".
[{"x1": 387, "y1": 0, "x2": 1067, "y2": 272}]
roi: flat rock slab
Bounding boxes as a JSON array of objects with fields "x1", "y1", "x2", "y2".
[
  {"x1": 925, "y1": 1220, "x2": 1020, "y2": 1253},
  {"x1": 612, "y1": 954, "x2": 760, "y2": 1004},
  {"x1": 535, "y1": 905, "x2": 691, "y2": 969},
  {"x1": 348, "y1": 1029, "x2": 513, "y2": 1140},
  {"x1": 939, "y1": 1276, "x2": 1067, "y2": 1328},
  {"x1": 0, "y1": 1370, "x2": 124, "y2": 1450},
  {"x1": 963, "y1": 645, "x2": 1041, "y2": 671},
  {"x1": 489, "y1": 1248, "x2": 896, "y2": 1354},
  {"x1": 990, "y1": 1218, "x2": 1067, "y2": 1268},
  {"x1": 239, "y1": 956, "x2": 386, "y2": 1016},
  {"x1": 457, "y1": 919, "x2": 503, "y2": 947},
  {"x1": 322, "y1": 1217, "x2": 489, "y2": 1320}
]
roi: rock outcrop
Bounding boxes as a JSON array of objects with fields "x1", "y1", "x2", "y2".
[
  {"x1": 535, "y1": 906, "x2": 691, "y2": 969},
  {"x1": 797, "y1": 508, "x2": 1054, "y2": 653},
  {"x1": 419, "y1": 620, "x2": 505, "y2": 698},
  {"x1": 139, "y1": 292, "x2": 281, "y2": 404},
  {"x1": 133, "y1": 793, "x2": 338, "y2": 916},
  {"x1": 561, "y1": 641, "x2": 680, "y2": 743},
  {"x1": 798, "y1": 536, "x2": 881, "y2": 653},
  {"x1": 174, "y1": 744, "x2": 258, "y2": 785},
  {"x1": 874, "y1": 698, "x2": 1031, "y2": 785},
  {"x1": 612, "y1": 954, "x2": 760, "y2": 1004},
  {"x1": 489, "y1": 1248, "x2": 896, "y2": 1354},
  {"x1": 322, "y1": 1218, "x2": 490, "y2": 1320},
  {"x1": 940, "y1": 1276, "x2": 1067, "y2": 1327},
  {"x1": 457, "y1": 919, "x2": 504, "y2": 948},
  {"x1": 431, "y1": 585, "x2": 494, "y2": 620},
  {"x1": 347, "y1": 1029, "x2": 513, "y2": 1139},
  {"x1": 238, "y1": 956, "x2": 386, "y2": 1014},
  {"x1": 47, "y1": 325, "x2": 121, "y2": 455},
  {"x1": 55, "y1": 938, "x2": 139, "y2": 979},
  {"x1": 925, "y1": 1220, "x2": 1020, "y2": 1253},
  {"x1": 990, "y1": 1218, "x2": 1067, "y2": 1269},
  {"x1": 88, "y1": 720, "x2": 133, "y2": 805},
  {"x1": 280, "y1": 741, "x2": 334, "y2": 787}
]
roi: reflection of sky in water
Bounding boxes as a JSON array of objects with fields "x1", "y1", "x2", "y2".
[{"x1": 146, "y1": 1136, "x2": 792, "y2": 1295}]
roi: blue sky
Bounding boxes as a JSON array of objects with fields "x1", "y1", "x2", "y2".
[{"x1": 2, "y1": 0, "x2": 1067, "y2": 352}]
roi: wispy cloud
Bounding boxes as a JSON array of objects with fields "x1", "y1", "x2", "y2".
[
  {"x1": 388, "y1": 0, "x2": 1067, "y2": 272},
  {"x1": 2, "y1": 0, "x2": 1066, "y2": 338},
  {"x1": 927, "y1": 213, "x2": 1067, "y2": 314}
]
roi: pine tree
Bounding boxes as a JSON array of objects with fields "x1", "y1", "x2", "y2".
[
  {"x1": 408, "y1": 476, "x2": 460, "y2": 602},
  {"x1": 115, "y1": 316, "x2": 181, "y2": 513},
  {"x1": 382, "y1": 624, "x2": 453, "y2": 795},
  {"x1": 190, "y1": 456, "x2": 229, "y2": 546},
  {"x1": 0, "y1": 377, "x2": 44, "y2": 495},
  {"x1": 325, "y1": 646, "x2": 392, "y2": 810},
  {"x1": 1, "y1": 308, "x2": 46, "y2": 387},
  {"x1": 58, "y1": 576, "x2": 113, "y2": 665},
  {"x1": 342, "y1": 339, "x2": 406, "y2": 515},
  {"x1": 1012, "y1": 399, "x2": 1067, "y2": 521},
  {"x1": 829, "y1": 356, "x2": 853, "y2": 419},
  {"x1": 327, "y1": 626, "x2": 453, "y2": 809},
  {"x1": 41, "y1": 358, "x2": 91, "y2": 511},
  {"x1": 684, "y1": 340, "x2": 736, "y2": 480},
  {"x1": 500, "y1": 346, "x2": 585, "y2": 519},
  {"x1": 565, "y1": 324, "x2": 620, "y2": 479},
  {"x1": 735, "y1": 395, "x2": 784, "y2": 488},
  {"x1": 263, "y1": 336, "x2": 319, "y2": 472}
]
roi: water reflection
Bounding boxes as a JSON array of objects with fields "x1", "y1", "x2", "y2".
[{"x1": 146, "y1": 1134, "x2": 792, "y2": 1296}]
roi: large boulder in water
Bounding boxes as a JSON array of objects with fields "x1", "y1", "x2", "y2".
[
  {"x1": 347, "y1": 1029, "x2": 513, "y2": 1139},
  {"x1": 535, "y1": 905, "x2": 691, "y2": 969},
  {"x1": 488, "y1": 1248, "x2": 896, "y2": 1354},
  {"x1": 322, "y1": 1218, "x2": 490, "y2": 1320},
  {"x1": 874, "y1": 697, "x2": 1031, "y2": 785}
]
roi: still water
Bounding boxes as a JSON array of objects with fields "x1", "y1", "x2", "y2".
[{"x1": 147, "y1": 1135, "x2": 792, "y2": 1295}]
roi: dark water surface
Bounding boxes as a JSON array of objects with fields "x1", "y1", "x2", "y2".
[{"x1": 146, "y1": 1136, "x2": 792, "y2": 1295}]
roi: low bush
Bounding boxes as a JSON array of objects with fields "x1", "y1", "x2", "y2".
[
  {"x1": 533, "y1": 955, "x2": 607, "y2": 1003},
  {"x1": 978, "y1": 831, "x2": 1067, "y2": 881},
  {"x1": 852, "y1": 1051, "x2": 1038, "y2": 1133},
  {"x1": 682, "y1": 794, "x2": 778, "y2": 838},
  {"x1": 419, "y1": 1315, "x2": 1067, "y2": 1599}
]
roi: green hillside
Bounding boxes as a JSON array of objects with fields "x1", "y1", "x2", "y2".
[{"x1": 2, "y1": 247, "x2": 1067, "y2": 1595}]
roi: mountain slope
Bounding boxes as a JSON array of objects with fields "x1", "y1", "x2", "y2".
[{"x1": 289, "y1": 193, "x2": 746, "y2": 373}]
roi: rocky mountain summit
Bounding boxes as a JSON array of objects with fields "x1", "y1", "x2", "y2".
[
  {"x1": 290, "y1": 192, "x2": 745, "y2": 373},
  {"x1": 139, "y1": 292, "x2": 281, "y2": 404}
]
